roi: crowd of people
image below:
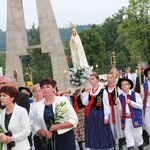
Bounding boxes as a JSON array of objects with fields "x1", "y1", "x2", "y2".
[
  {"x1": 66, "y1": 62, "x2": 149, "y2": 150},
  {"x1": 0, "y1": 62, "x2": 149, "y2": 150},
  {"x1": 0, "y1": 76, "x2": 78, "y2": 150}
]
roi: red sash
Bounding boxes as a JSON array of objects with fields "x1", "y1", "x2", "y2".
[
  {"x1": 108, "y1": 92, "x2": 115, "y2": 124},
  {"x1": 74, "y1": 96, "x2": 78, "y2": 115},
  {"x1": 83, "y1": 95, "x2": 96, "y2": 117}
]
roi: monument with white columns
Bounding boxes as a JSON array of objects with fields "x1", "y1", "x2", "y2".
[{"x1": 6, "y1": 0, "x2": 69, "y2": 90}]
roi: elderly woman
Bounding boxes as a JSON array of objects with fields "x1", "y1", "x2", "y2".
[
  {"x1": 0, "y1": 86, "x2": 30, "y2": 150},
  {"x1": 33, "y1": 77, "x2": 78, "y2": 150}
]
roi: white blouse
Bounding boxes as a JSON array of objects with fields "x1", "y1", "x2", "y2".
[{"x1": 81, "y1": 86, "x2": 110, "y2": 119}]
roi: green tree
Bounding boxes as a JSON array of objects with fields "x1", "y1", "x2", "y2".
[
  {"x1": 63, "y1": 40, "x2": 73, "y2": 68},
  {"x1": 91, "y1": 9, "x2": 130, "y2": 69},
  {"x1": 79, "y1": 28, "x2": 107, "y2": 74},
  {"x1": 0, "y1": 30, "x2": 6, "y2": 51},
  {"x1": 118, "y1": 0, "x2": 150, "y2": 65},
  {"x1": 92, "y1": 17, "x2": 119, "y2": 52},
  {"x1": 24, "y1": 24, "x2": 53, "y2": 84},
  {"x1": 0, "y1": 52, "x2": 6, "y2": 74}
]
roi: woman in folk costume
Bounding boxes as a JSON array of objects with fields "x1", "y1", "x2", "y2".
[
  {"x1": 105, "y1": 71, "x2": 124, "y2": 150},
  {"x1": 142, "y1": 68, "x2": 150, "y2": 139},
  {"x1": 82, "y1": 72, "x2": 115, "y2": 149},
  {"x1": 71, "y1": 89, "x2": 86, "y2": 150},
  {"x1": 69, "y1": 23, "x2": 88, "y2": 68},
  {"x1": 117, "y1": 78, "x2": 143, "y2": 150}
]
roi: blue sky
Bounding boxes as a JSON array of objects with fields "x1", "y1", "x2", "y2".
[{"x1": 0, "y1": 0, "x2": 129, "y2": 31}]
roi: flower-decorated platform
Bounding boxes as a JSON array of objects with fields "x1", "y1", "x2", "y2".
[{"x1": 65, "y1": 66, "x2": 93, "y2": 95}]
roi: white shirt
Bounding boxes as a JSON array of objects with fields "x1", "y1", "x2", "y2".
[
  {"x1": 118, "y1": 90, "x2": 143, "y2": 115},
  {"x1": 125, "y1": 73, "x2": 134, "y2": 82},
  {"x1": 81, "y1": 86, "x2": 110, "y2": 119}
]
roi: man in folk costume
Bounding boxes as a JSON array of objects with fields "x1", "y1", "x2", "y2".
[
  {"x1": 117, "y1": 78, "x2": 144, "y2": 150},
  {"x1": 141, "y1": 68, "x2": 150, "y2": 143}
]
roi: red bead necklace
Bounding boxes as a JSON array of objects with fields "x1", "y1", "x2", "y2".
[
  {"x1": 108, "y1": 85, "x2": 115, "y2": 90},
  {"x1": 92, "y1": 86, "x2": 99, "y2": 94}
]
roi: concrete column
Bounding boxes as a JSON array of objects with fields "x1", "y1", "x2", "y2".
[
  {"x1": 6, "y1": 0, "x2": 28, "y2": 86},
  {"x1": 36, "y1": 0, "x2": 69, "y2": 90}
]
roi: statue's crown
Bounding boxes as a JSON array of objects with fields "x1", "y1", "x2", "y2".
[{"x1": 69, "y1": 22, "x2": 75, "y2": 29}]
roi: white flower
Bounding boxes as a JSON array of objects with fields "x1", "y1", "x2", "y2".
[{"x1": 69, "y1": 66, "x2": 93, "y2": 86}]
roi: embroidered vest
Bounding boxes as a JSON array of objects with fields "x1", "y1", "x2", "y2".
[
  {"x1": 105, "y1": 86, "x2": 116, "y2": 124},
  {"x1": 88, "y1": 89, "x2": 104, "y2": 110},
  {"x1": 105, "y1": 86, "x2": 116, "y2": 106},
  {"x1": 119, "y1": 91, "x2": 143, "y2": 130}
]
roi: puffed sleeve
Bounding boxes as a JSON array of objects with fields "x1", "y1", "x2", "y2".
[
  {"x1": 103, "y1": 89, "x2": 111, "y2": 120},
  {"x1": 130, "y1": 92, "x2": 143, "y2": 109},
  {"x1": 80, "y1": 91, "x2": 89, "y2": 106}
]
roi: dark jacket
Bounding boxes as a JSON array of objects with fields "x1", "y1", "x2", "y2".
[
  {"x1": 135, "y1": 75, "x2": 144, "y2": 94},
  {"x1": 16, "y1": 92, "x2": 30, "y2": 113}
]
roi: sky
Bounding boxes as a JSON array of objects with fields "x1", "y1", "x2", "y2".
[{"x1": 0, "y1": 0, "x2": 129, "y2": 31}]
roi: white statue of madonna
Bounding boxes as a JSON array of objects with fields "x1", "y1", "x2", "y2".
[{"x1": 69, "y1": 23, "x2": 88, "y2": 68}]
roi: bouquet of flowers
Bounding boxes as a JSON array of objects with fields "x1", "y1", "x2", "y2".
[
  {"x1": 0, "y1": 127, "x2": 15, "y2": 150},
  {"x1": 43, "y1": 101, "x2": 69, "y2": 150},
  {"x1": 0, "y1": 126, "x2": 3, "y2": 150},
  {"x1": 69, "y1": 66, "x2": 93, "y2": 86}
]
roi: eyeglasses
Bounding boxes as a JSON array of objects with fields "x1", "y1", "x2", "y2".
[
  {"x1": 121, "y1": 84, "x2": 130, "y2": 86},
  {"x1": 0, "y1": 82, "x2": 11, "y2": 85}
]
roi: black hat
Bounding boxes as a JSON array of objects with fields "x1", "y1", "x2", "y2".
[
  {"x1": 117, "y1": 78, "x2": 134, "y2": 90},
  {"x1": 124, "y1": 64, "x2": 130, "y2": 69},
  {"x1": 116, "y1": 66, "x2": 122, "y2": 72},
  {"x1": 18, "y1": 87, "x2": 33, "y2": 97},
  {"x1": 144, "y1": 67, "x2": 150, "y2": 77}
]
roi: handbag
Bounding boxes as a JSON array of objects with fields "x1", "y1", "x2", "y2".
[{"x1": 5, "y1": 131, "x2": 15, "y2": 150}]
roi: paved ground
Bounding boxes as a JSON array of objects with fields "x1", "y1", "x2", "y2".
[{"x1": 76, "y1": 142, "x2": 150, "y2": 150}]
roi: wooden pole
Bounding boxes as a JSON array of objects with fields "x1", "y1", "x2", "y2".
[
  {"x1": 111, "y1": 51, "x2": 122, "y2": 137},
  {"x1": 136, "y1": 52, "x2": 145, "y2": 130},
  {"x1": 136, "y1": 53, "x2": 142, "y2": 94},
  {"x1": 13, "y1": 69, "x2": 18, "y2": 88}
]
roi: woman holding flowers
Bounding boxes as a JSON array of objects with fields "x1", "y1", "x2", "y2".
[
  {"x1": 33, "y1": 77, "x2": 78, "y2": 150},
  {"x1": 82, "y1": 72, "x2": 115, "y2": 149}
]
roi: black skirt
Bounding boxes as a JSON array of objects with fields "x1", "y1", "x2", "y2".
[{"x1": 37, "y1": 129, "x2": 76, "y2": 150}]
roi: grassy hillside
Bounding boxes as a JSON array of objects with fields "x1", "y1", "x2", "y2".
[{"x1": 0, "y1": 24, "x2": 91, "y2": 51}]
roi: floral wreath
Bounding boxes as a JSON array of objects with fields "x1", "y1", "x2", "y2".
[{"x1": 69, "y1": 66, "x2": 93, "y2": 86}]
